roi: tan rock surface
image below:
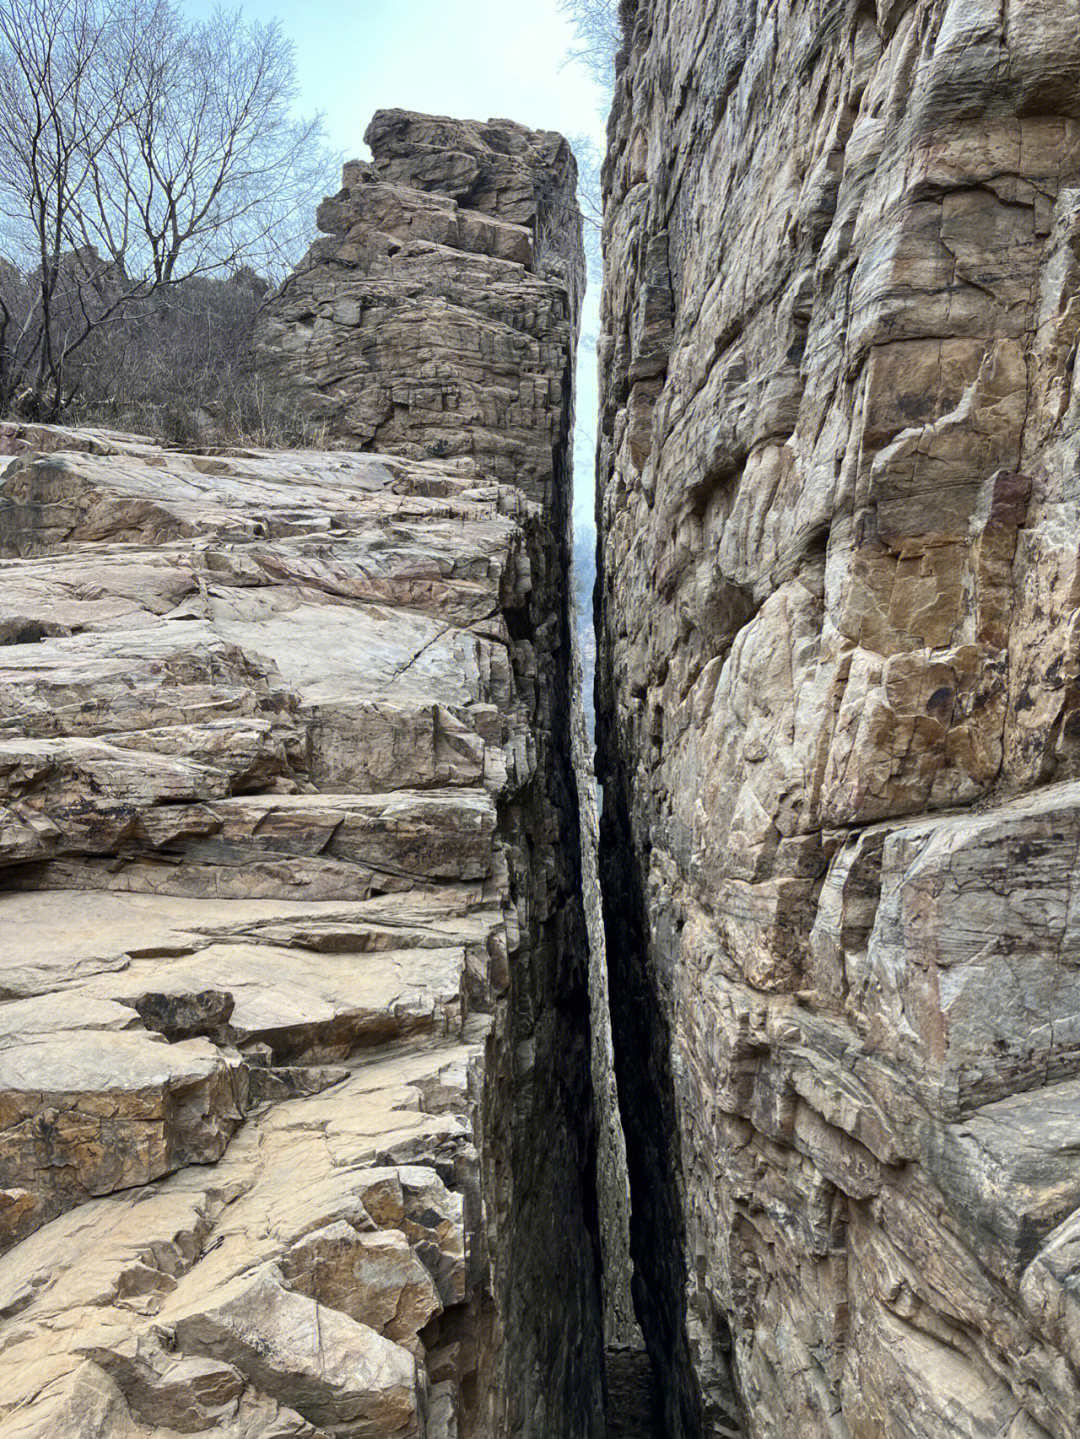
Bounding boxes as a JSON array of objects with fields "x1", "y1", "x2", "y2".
[
  {"x1": 597, "y1": 3, "x2": 1080, "y2": 1435},
  {"x1": 0, "y1": 108, "x2": 600, "y2": 1439},
  {"x1": 255, "y1": 110, "x2": 583, "y2": 499}
]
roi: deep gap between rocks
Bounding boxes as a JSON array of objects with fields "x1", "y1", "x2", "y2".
[{"x1": 571, "y1": 517, "x2": 662, "y2": 1438}]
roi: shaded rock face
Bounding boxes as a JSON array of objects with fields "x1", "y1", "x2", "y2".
[
  {"x1": 0, "y1": 111, "x2": 601, "y2": 1439},
  {"x1": 597, "y1": 3, "x2": 1080, "y2": 1436}
]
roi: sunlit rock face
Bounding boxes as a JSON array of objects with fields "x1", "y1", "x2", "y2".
[
  {"x1": 0, "y1": 107, "x2": 601, "y2": 1439},
  {"x1": 596, "y1": 3, "x2": 1080, "y2": 1435},
  {"x1": 257, "y1": 110, "x2": 583, "y2": 504}
]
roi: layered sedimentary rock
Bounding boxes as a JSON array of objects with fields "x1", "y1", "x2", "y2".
[
  {"x1": 597, "y1": 4, "x2": 1080, "y2": 1436},
  {"x1": 0, "y1": 108, "x2": 600, "y2": 1438},
  {"x1": 256, "y1": 109, "x2": 582, "y2": 492}
]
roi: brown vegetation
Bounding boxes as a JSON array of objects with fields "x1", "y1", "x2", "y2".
[{"x1": 0, "y1": 0, "x2": 335, "y2": 431}]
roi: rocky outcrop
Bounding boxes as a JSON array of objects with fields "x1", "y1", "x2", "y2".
[
  {"x1": 256, "y1": 110, "x2": 582, "y2": 494},
  {"x1": 597, "y1": 4, "x2": 1080, "y2": 1436},
  {"x1": 0, "y1": 108, "x2": 600, "y2": 1438}
]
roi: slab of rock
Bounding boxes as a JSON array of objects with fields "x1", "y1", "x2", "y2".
[
  {"x1": 597, "y1": 3, "x2": 1080, "y2": 1435},
  {"x1": 0, "y1": 1035, "x2": 482, "y2": 1431},
  {"x1": 280, "y1": 1222, "x2": 441, "y2": 1345},
  {"x1": 172, "y1": 1266, "x2": 419, "y2": 1435},
  {"x1": 0, "y1": 105, "x2": 600, "y2": 1439},
  {"x1": 0, "y1": 1019, "x2": 245, "y2": 1248},
  {"x1": 87, "y1": 939, "x2": 470, "y2": 1059}
]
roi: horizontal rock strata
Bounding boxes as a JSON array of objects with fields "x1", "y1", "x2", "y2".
[
  {"x1": 256, "y1": 109, "x2": 582, "y2": 495},
  {"x1": 597, "y1": 4, "x2": 1080, "y2": 1436},
  {"x1": 0, "y1": 108, "x2": 600, "y2": 1439}
]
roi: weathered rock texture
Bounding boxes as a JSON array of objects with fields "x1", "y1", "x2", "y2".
[
  {"x1": 574, "y1": 631, "x2": 638, "y2": 1351},
  {"x1": 597, "y1": 4, "x2": 1080, "y2": 1436},
  {"x1": 256, "y1": 110, "x2": 582, "y2": 493},
  {"x1": 0, "y1": 109, "x2": 600, "y2": 1439}
]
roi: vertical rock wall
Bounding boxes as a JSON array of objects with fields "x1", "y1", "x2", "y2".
[
  {"x1": 597, "y1": 4, "x2": 1080, "y2": 1436},
  {"x1": 258, "y1": 116, "x2": 599, "y2": 1428},
  {"x1": 0, "y1": 109, "x2": 601, "y2": 1438}
]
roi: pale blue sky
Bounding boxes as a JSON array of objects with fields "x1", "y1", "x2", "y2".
[
  {"x1": 183, "y1": 0, "x2": 607, "y2": 528},
  {"x1": 190, "y1": 0, "x2": 606, "y2": 160}
]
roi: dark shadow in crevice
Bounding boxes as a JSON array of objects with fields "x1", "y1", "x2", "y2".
[{"x1": 596, "y1": 772, "x2": 703, "y2": 1439}]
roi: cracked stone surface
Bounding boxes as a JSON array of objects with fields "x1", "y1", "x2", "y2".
[
  {"x1": 0, "y1": 108, "x2": 602, "y2": 1439},
  {"x1": 255, "y1": 110, "x2": 584, "y2": 502},
  {"x1": 597, "y1": 4, "x2": 1080, "y2": 1436}
]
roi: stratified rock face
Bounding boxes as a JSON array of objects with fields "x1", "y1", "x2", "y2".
[
  {"x1": 256, "y1": 109, "x2": 582, "y2": 497},
  {"x1": 597, "y1": 4, "x2": 1080, "y2": 1436},
  {"x1": 0, "y1": 110, "x2": 600, "y2": 1439}
]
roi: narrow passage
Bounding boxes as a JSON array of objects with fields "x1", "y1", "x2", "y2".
[{"x1": 605, "y1": 1346, "x2": 663, "y2": 1438}]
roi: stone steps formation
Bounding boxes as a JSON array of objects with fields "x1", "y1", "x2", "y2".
[{"x1": 0, "y1": 111, "x2": 603, "y2": 1439}]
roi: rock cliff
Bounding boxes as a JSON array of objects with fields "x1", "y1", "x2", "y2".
[
  {"x1": 0, "y1": 109, "x2": 601, "y2": 1438},
  {"x1": 256, "y1": 110, "x2": 582, "y2": 493},
  {"x1": 597, "y1": 3, "x2": 1080, "y2": 1436}
]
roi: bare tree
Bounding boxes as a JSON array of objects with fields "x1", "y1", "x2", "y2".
[
  {"x1": 567, "y1": 131, "x2": 603, "y2": 282},
  {"x1": 0, "y1": 0, "x2": 334, "y2": 419},
  {"x1": 557, "y1": 0, "x2": 621, "y2": 93},
  {"x1": 558, "y1": 0, "x2": 618, "y2": 277},
  {"x1": 105, "y1": 6, "x2": 330, "y2": 284},
  {"x1": 0, "y1": 0, "x2": 135, "y2": 414}
]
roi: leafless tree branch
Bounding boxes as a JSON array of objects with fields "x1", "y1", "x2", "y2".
[
  {"x1": 557, "y1": 0, "x2": 620, "y2": 94},
  {"x1": 0, "y1": 0, "x2": 337, "y2": 418}
]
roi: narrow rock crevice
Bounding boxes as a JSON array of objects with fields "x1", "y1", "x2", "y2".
[
  {"x1": 596, "y1": 769, "x2": 739, "y2": 1439},
  {"x1": 570, "y1": 538, "x2": 659, "y2": 1438}
]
